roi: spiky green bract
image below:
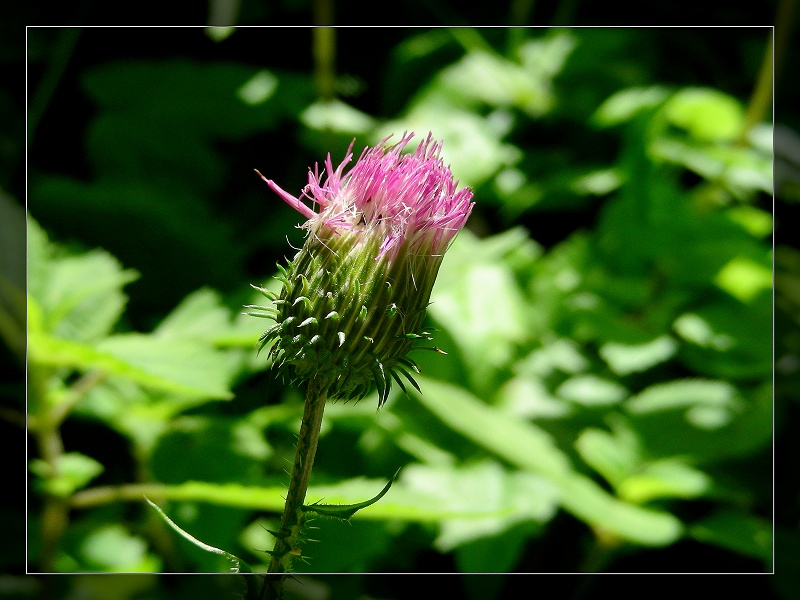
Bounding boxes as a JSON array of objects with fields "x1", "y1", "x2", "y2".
[
  {"x1": 254, "y1": 132, "x2": 473, "y2": 406},
  {"x1": 256, "y1": 230, "x2": 434, "y2": 406}
]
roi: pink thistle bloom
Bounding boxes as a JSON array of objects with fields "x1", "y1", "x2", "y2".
[
  {"x1": 252, "y1": 133, "x2": 474, "y2": 405},
  {"x1": 258, "y1": 132, "x2": 474, "y2": 262}
]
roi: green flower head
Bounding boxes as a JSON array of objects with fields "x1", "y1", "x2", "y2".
[{"x1": 251, "y1": 133, "x2": 474, "y2": 405}]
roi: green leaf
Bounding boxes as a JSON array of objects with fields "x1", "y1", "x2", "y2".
[
  {"x1": 575, "y1": 425, "x2": 640, "y2": 489},
  {"x1": 29, "y1": 452, "x2": 104, "y2": 497},
  {"x1": 714, "y1": 255, "x2": 772, "y2": 303},
  {"x1": 427, "y1": 229, "x2": 533, "y2": 394},
  {"x1": 599, "y1": 336, "x2": 678, "y2": 376},
  {"x1": 27, "y1": 220, "x2": 139, "y2": 342},
  {"x1": 28, "y1": 332, "x2": 234, "y2": 400},
  {"x1": 663, "y1": 88, "x2": 744, "y2": 142},
  {"x1": 96, "y1": 334, "x2": 237, "y2": 400},
  {"x1": 73, "y1": 478, "x2": 509, "y2": 524},
  {"x1": 411, "y1": 376, "x2": 683, "y2": 546},
  {"x1": 555, "y1": 374, "x2": 628, "y2": 407},
  {"x1": 592, "y1": 86, "x2": 669, "y2": 127},
  {"x1": 402, "y1": 461, "x2": 558, "y2": 555},
  {"x1": 617, "y1": 459, "x2": 712, "y2": 504},
  {"x1": 153, "y1": 288, "x2": 235, "y2": 343},
  {"x1": 300, "y1": 98, "x2": 376, "y2": 135},
  {"x1": 77, "y1": 524, "x2": 162, "y2": 572},
  {"x1": 145, "y1": 497, "x2": 253, "y2": 574},
  {"x1": 625, "y1": 379, "x2": 739, "y2": 415}
]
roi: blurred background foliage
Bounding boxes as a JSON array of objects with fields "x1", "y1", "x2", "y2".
[{"x1": 3, "y1": 3, "x2": 797, "y2": 599}]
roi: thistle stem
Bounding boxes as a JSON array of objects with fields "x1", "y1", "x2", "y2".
[{"x1": 260, "y1": 384, "x2": 328, "y2": 600}]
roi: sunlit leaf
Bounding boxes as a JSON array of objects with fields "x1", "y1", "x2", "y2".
[
  {"x1": 412, "y1": 376, "x2": 683, "y2": 546},
  {"x1": 29, "y1": 332, "x2": 234, "y2": 400},
  {"x1": 72, "y1": 479, "x2": 510, "y2": 524},
  {"x1": 592, "y1": 86, "x2": 669, "y2": 127},
  {"x1": 555, "y1": 375, "x2": 628, "y2": 406},
  {"x1": 77, "y1": 524, "x2": 162, "y2": 572},
  {"x1": 599, "y1": 336, "x2": 678, "y2": 376},
  {"x1": 663, "y1": 88, "x2": 744, "y2": 142},
  {"x1": 29, "y1": 452, "x2": 104, "y2": 497},
  {"x1": 401, "y1": 461, "x2": 558, "y2": 553},
  {"x1": 617, "y1": 459, "x2": 712, "y2": 504}
]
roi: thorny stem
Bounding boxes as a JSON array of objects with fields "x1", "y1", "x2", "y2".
[{"x1": 260, "y1": 384, "x2": 328, "y2": 600}]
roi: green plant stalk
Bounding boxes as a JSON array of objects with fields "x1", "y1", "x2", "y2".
[
  {"x1": 260, "y1": 384, "x2": 328, "y2": 600},
  {"x1": 29, "y1": 362, "x2": 107, "y2": 572},
  {"x1": 28, "y1": 363, "x2": 68, "y2": 573}
]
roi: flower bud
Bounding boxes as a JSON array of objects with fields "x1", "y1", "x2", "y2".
[{"x1": 253, "y1": 133, "x2": 473, "y2": 405}]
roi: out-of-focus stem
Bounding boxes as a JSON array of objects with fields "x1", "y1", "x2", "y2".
[
  {"x1": 261, "y1": 384, "x2": 328, "y2": 600},
  {"x1": 313, "y1": 0, "x2": 336, "y2": 101},
  {"x1": 738, "y1": 33, "x2": 773, "y2": 145},
  {"x1": 30, "y1": 364, "x2": 67, "y2": 573},
  {"x1": 30, "y1": 365, "x2": 106, "y2": 572}
]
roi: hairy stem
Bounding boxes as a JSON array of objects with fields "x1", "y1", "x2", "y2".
[{"x1": 261, "y1": 384, "x2": 328, "y2": 600}]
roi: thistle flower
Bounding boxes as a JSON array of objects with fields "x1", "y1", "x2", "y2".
[{"x1": 253, "y1": 132, "x2": 474, "y2": 405}]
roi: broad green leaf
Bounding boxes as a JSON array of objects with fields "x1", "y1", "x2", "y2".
[
  {"x1": 28, "y1": 332, "x2": 233, "y2": 400},
  {"x1": 402, "y1": 461, "x2": 558, "y2": 554},
  {"x1": 153, "y1": 288, "x2": 234, "y2": 342},
  {"x1": 27, "y1": 220, "x2": 138, "y2": 343},
  {"x1": 651, "y1": 137, "x2": 772, "y2": 196},
  {"x1": 412, "y1": 376, "x2": 683, "y2": 546},
  {"x1": 96, "y1": 334, "x2": 237, "y2": 400},
  {"x1": 428, "y1": 229, "x2": 532, "y2": 394},
  {"x1": 153, "y1": 286, "x2": 267, "y2": 352},
  {"x1": 673, "y1": 313, "x2": 735, "y2": 351}
]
